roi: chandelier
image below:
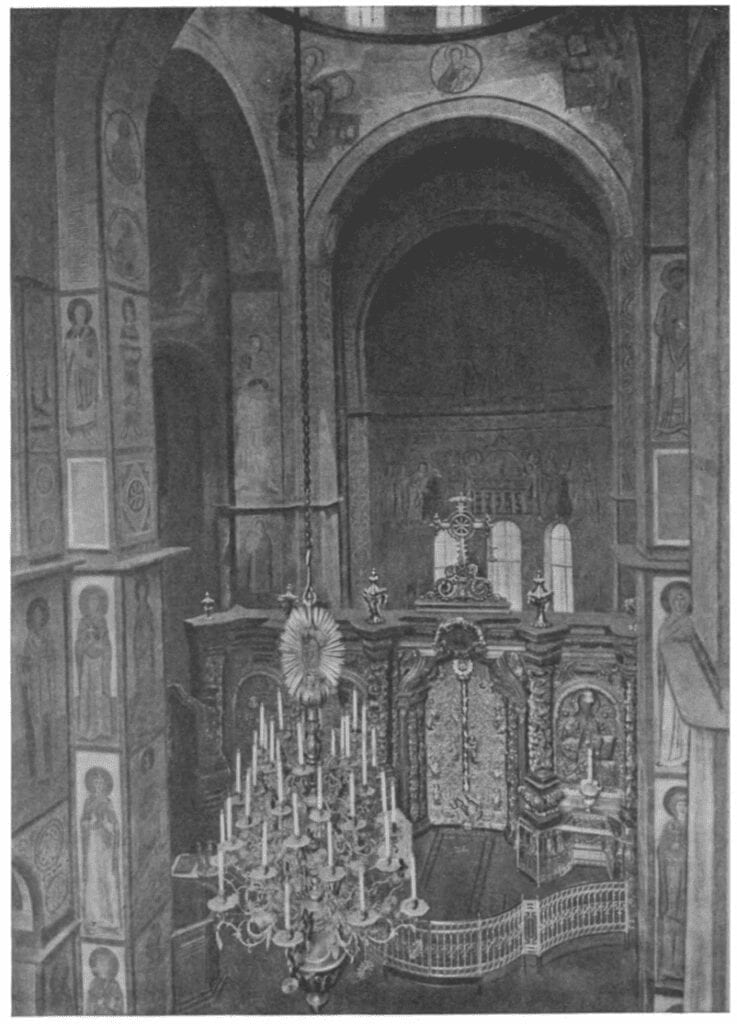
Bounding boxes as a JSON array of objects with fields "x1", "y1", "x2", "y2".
[{"x1": 204, "y1": 9, "x2": 428, "y2": 1011}]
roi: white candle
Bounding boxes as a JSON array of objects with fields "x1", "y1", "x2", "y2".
[
  {"x1": 260, "y1": 703, "x2": 266, "y2": 747},
  {"x1": 371, "y1": 727, "x2": 377, "y2": 769},
  {"x1": 352, "y1": 689, "x2": 358, "y2": 730},
  {"x1": 276, "y1": 745, "x2": 284, "y2": 804},
  {"x1": 362, "y1": 701, "x2": 367, "y2": 738},
  {"x1": 261, "y1": 819, "x2": 268, "y2": 867},
  {"x1": 269, "y1": 719, "x2": 275, "y2": 762},
  {"x1": 219, "y1": 809, "x2": 225, "y2": 846},
  {"x1": 226, "y1": 795, "x2": 233, "y2": 840},
  {"x1": 331, "y1": 728, "x2": 337, "y2": 758},
  {"x1": 317, "y1": 765, "x2": 323, "y2": 810},
  {"x1": 380, "y1": 771, "x2": 388, "y2": 816},
  {"x1": 217, "y1": 843, "x2": 224, "y2": 895},
  {"x1": 587, "y1": 745, "x2": 594, "y2": 782},
  {"x1": 245, "y1": 768, "x2": 252, "y2": 821},
  {"x1": 358, "y1": 862, "x2": 366, "y2": 913},
  {"x1": 284, "y1": 880, "x2": 291, "y2": 931},
  {"x1": 349, "y1": 771, "x2": 356, "y2": 818},
  {"x1": 252, "y1": 731, "x2": 259, "y2": 776},
  {"x1": 361, "y1": 727, "x2": 368, "y2": 786},
  {"x1": 345, "y1": 719, "x2": 351, "y2": 759},
  {"x1": 292, "y1": 791, "x2": 300, "y2": 836},
  {"x1": 390, "y1": 779, "x2": 397, "y2": 824},
  {"x1": 410, "y1": 855, "x2": 417, "y2": 901},
  {"x1": 327, "y1": 820, "x2": 334, "y2": 867},
  {"x1": 383, "y1": 812, "x2": 391, "y2": 860},
  {"x1": 297, "y1": 720, "x2": 304, "y2": 766},
  {"x1": 277, "y1": 688, "x2": 284, "y2": 730},
  {"x1": 340, "y1": 717, "x2": 345, "y2": 757},
  {"x1": 235, "y1": 748, "x2": 241, "y2": 793}
]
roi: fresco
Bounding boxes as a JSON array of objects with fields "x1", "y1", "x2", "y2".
[
  {"x1": 108, "y1": 288, "x2": 154, "y2": 448},
  {"x1": 133, "y1": 905, "x2": 173, "y2": 1014},
  {"x1": 61, "y1": 295, "x2": 105, "y2": 448},
  {"x1": 129, "y1": 734, "x2": 170, "y2": 932},
  {"x1": 67, "y1": 458, "x2": 110, "y2": 550},
  {"x1": 650, "y1": 255, "x2": 689, "y2": 441},
  {"x1": 653, "y1": 449, "x2": 690, "y2": 545},
  {"x1": 12, "y1": 578, "x2": 69, "y2": 829},
  {"x1": 652, "y1": 577, "x2": 691, "y2": 773},
  {"x1": 654, "y1": 777, "x2": 688, "y2": 990},
  {"x1": 71, "y1": 576, "x2": 119, "y2": 746},
  {"x1": 75, "y1": 750, "x2": 125, "y2": 941},
  {"x1": 124, "y1": 568, "x2": 165, "y2": 748},
  {"x1": 80, "y1": 941, "x2": 127, "y2": 1014},
  {"x1": 12, "y1": 802, "x2": 73, "y2": 930},
  {"x1": 42, "y1": 934, "x2": 78, "y2": 1014}
]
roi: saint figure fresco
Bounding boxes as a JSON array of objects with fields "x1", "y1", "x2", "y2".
[
  {"x1": 654, "y1": 261, "x2": 689, "y2": 436},
  {"x1": 76, "y1": 586, "x2": 114, "y2": 742},
  {"x1": 20, "y1": 596, "x2": 55, "y2": 780},
  {"x1": 64, "y1": 298, "x2": 99, "y2": 435},
  {"x1": 657, "y1": 786, "x2": 688, "y2": 982},
  {"x1": 657, "y1": 582, "x2": 693, "y2": 768},
  {"x1": 85, "y1": 946, "x2": 124, "y2": 1014},
  {"x1": 81, "y1": 768, "x2": 122, "y2": 934}
]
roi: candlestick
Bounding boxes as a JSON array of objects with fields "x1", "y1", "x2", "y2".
[
  {"x1": 219, "y1": 809, "x2": 225, "y2": 846},
  {"x1": 284, "y1": 880, "x2": 291, "y2": 931},
  {"x1": 361, "y1": 728, "x2": 368, "y2": 786},
  {"x1": 358, "y1": 862, "x2": 366, "y2": 913},
  {"x1": 362, "y1": 701, "x2": 367, "y2": 738},
  {"x1": 587, "y1": 745, "x2": 594, "y2": 783},
  {"x1": 292, "y1": 791, "x2": 300, "y2": 837},
  {"x1": 226, "y1": 795, "x2": 233, "y2": 841},
  {"x1": 297, "y1": 720, "x2": 304, "y2": 765},
  {"x1": 349, "y1": 771, "x2": 356, "y2": 818},
  {"x1": 245, "y1": 768, "x2": 251, "y2": 822},
  {"x1": 390, "y1": 778, "x2": 397, "y2": 824},
  {"x1": 277, "y1": 689, "x2": 284, "y2": 731},
  {"x1": 345, "y1": 718, "x2": 351, "y2": 759},
  {"x1": 352, "y1": 689, "x2": 358, "y2": 730},
  {"x1": 261, "y1": 819, "x2": 268, "y2": 867},
  {"x1": 327, "y1": 820, "x2": 333, "y2": 867},
  {"x1": 259, "y1": 703, "x2": 266, "y2": 747},
  {"x1": 410, "y1": 854, "x2": 417, "y2": 901},
  {"x1": 276, "y1": 746, "x2": 284, "y2": 804},
  {"x1": 217, "y1": 843, "x2": 224, "y2": 895},
  {"x1": 331, "y1": 728, "x2": 337, "y2": 758},
  {"x1": 383, "y1": 812, "x2": 391, "y2": 860},
  {"x1": 252, "y1": 731, "x2": 258, "y2": 777},
  {"x1": 269, "y1": 719, "x2": 275, "y2": 762},
  {"x1": 235, "y1": 748, "x2": 241, "y2": 793},
  {"x1": 371, "y1": 727, "x2": 377, "y2": 768},
  {"x1": 380, "y1": 771, "x2": 388, "y2": 816}
]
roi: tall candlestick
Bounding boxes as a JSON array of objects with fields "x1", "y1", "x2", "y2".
[
  {"x1": 261, "y1": 819, "x2": 268, "y2": 867},
  {"x1": 252, "y1": 731, "x2": 258, "y2": 776},
  {"x1": 235, "y1": 748, "x2": 241, "y2": 793},
  {"x1": 390, "y1": 778, "x2": 397, "y2": 824},
  {"x1": 219, "y1": 809, "x2": 225, "y2": 846},
  {"x1": 361, "y1": 727, "x2": 368, "y2": 786},
  {"x1": 245, "y1": 768, "x2": 252, "y2": 821},
  {"x1": 226, "y1": 795, "x2": 233, "y2": 840},
  {"x1": 380, "y1": 771, "x2": 388, "y2": 815},
  {"x1": 345, "y1": 718, "x2": 351, "y2": 759},
  {"x1": 284, "y1": 880, "x2": 291, "y2": 931},
  {"x1": 410, "y1": 854, "x2": 417, "y2": 901},
  {"x1": 371, "y1": 727, "x2": 377, "y2": 769},
  {"x1": 331, "y1": 728, "x2": 337, "y2": 758},
  {"x1": 297, "y1": 720, "x2": 304, "y2": 766},
  {"x1": 383, "y1": 812, "x2": 391, "y2": 860},
  {"x1": 327, "y1": 820, "x2": 334, "y2": 867},
  {"x1": 217, "y1": 843, "x2": 224, "y2": 895},
  {"x1": 352, "y1": 689, "x2": 358, "y2": 730},
  {"x1": 276, "y1": 746, "x2": 284, "y2": 804},
  {"x1": 317, "y1": 765, "x2": 323, "y2": 810},
  {"x1": 358, "y1": 862, "x2": 366, "y2": 913},
  {"x1": 587, "y1": 745, "x2": 594, "y2": 782},
  {"x1": 277, "y1": 689, "x2": 284, "y2": 731},
  {"x1": 259, "y1": 703, "x2": 266, "y2": 747},
  {"x1": 349, "y1": 771, "x2": 356, "y2": 818},
  {"x1": 340, "y1": 717, "x2": 345, "y2": 757},
  {"x1": 269, "y1": 719, "x2": 275, "y2": 762},
  {"x1": 292, "y1": 791, "x2": 300, "y2": 837}
]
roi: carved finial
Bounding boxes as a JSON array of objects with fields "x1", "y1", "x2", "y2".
[
  {"x1": 623, "y1": 597, "x2": 637, "y2": 633},
  {"x1": 362, "y1": 568, "x2": 388, "y2": 625},
  {"x1": 201, "y1": 591, "x2": 215, "y2": 618},
  {"x1": 277, "y1": 584, "x2": 299, "y2": 617},
  {"x1": 526, "y1": 570, "x2": 552, "y2": 628}
]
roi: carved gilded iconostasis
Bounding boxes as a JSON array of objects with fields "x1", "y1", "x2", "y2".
[{"x1": 11, "y1": 5, "x2": 727, "y2": 1016}]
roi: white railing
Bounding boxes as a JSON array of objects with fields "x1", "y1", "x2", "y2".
[{"x1": 367, "y1": 882, "x2": 626, "y2": 980}]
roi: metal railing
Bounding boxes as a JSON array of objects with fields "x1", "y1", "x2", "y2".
[{"x1": 367, "y1": 882, "x2": 626, "y2": 980}]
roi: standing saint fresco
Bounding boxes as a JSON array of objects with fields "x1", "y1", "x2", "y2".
[
  {"x1": 85, "y1": 946, "x2": 124, "y2": 1014},
  {"x1": 76, "y1": 586, "x2": 114, "y2": 742},
  {"x1": 657, "y1": 582, "x2": 693, "y2": 768},
  {"x1": 80, "y1": 768, "x2": 122, "y2": 933},
  {"x1": 133, "y1": 574, "x2": 155, "y2": 694},
  {"x1": 654, "y1": 261, "x2": 689, "y2": 436},
  {"x1": 20, "y1": 597, "x2": 56, "y2": 780},
  {"x1": 64, "y1": 298, "x2": 99, "y2": 436},
  {"x1": 657, "y1": 786, "x2": 688, "y2": 982}
]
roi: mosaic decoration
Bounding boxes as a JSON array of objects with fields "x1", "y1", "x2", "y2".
[
  {"x1": 104, "y1": 110, "x2": 143, "y2": 186},
  {"x1": 117, "y1": 458, "x2": 154, "y2": 542},
  {"x1": 28, "y1": 454, "x2": 62, "y2": 557},
  {"x1": 71, "y1": 576, "x2": 118, "y2": 745},
  {"x1": 75, "y1": 750, "x2": 124, "y2": 940},
  {"x1": 80, "y1": 942, "x2": 127, "y2": 1014},
  {"x1": 12, "y1": 803, "x2": 73, "y2": 928},
  {"x1": 430, "y1": 43, "x2": 482, "y2": 94},
  {"x1": 62, "y1": 295, "x2": 104, "y2": 446},
  {"x1": 278, "y1": 47, "x2": 359, "y2": 160},
  {"x1": 106, "y1": 207, "x2": 145, "y2": 283}
]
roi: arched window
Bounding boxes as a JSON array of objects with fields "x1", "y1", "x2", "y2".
[
  {"x1": 433, "y1": 529, "x2": 458, "y2": 581},
  {"x1": 436, "y1": 6, "x2": 482, "y2": 28},
  {"x1": 488, "y1": 521, "x2": 522, "y2": 609},
  {"x1": 545, "y1": 523, "x2": 574, "y2": 612},
  {"x1": 345, "y1": 7, "x2": 385, "y2": 29}
]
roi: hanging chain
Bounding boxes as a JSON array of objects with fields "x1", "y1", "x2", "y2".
[{"x1": 293, "y1": 10, "x2": 315, "y2": 606}]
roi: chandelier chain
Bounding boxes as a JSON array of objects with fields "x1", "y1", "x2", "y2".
[{"x1": 293, "y1": 10, "x2": 314, "y2": 593}]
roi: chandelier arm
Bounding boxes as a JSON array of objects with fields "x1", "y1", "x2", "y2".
[{"x1": 292, "y1": 9, "x2": 314, "y2": 592}]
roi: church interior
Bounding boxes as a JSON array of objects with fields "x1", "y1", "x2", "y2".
[{"x1": 11, "y1": 5, "x2": 728, "y2": 1015}]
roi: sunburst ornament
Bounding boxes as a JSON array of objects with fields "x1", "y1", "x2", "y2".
[{"x1": 279, "y1": 602, "x2": 345, "y2": 705}]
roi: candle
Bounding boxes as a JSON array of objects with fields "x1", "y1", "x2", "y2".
[
  {"x1": 284, "y1": 880, "x2": 291, "y2": 931},
  {"x1": 410, "y1": 854, "x2": 417, "y2": 901},
  {"x1": 327, "y1": 820, "x2": 334, "y2": 867},
  {"x1": 340, "y1": 717, "x2": 345, "y2": 757},
  {"x1": 277, "y1": 689, "x2": 284, "y2": 731},
  {"x1": 383, "y1": 812, "x2": 391, "y2": 860},
  {"x1": 217, "y1": 843, "x2": 224, "y2": 895},
  {"x1": 352, "y1": 689, "x2": 358, "y2": 730},
  {"x1": 252, "y1": 731, "x2": 259, "y2": 776},
  {"x1": 269, "y1": 719, "x2": 275, "y2": 762},
  {"x1": 587, "y1": 745, "x2": 594, "y2": 782},
  {"x1": 349, "y1": 771, "x2": 356, "y2": 818},
  {"x1": 245, "y1": 768, "x2": 252, "y2": 822},
  {"x1": 276, "y1": 745, "x2": 284, "y2": 804},
  {"x1": 235, "y1": 748, "x2": 241, "y2": 793},
  {"x1": 317, "y1": 765, "x2": 323, "y2": 810},
  {"x1": 361, "y1": 727, "x2": 368, "y2": 786},
  {"x1": 390, "y1": 778, "x2": 397, "y2": 824},
  {"x1": 297, "y1": 720, "x2": 304, "y2": 766},
  {"x1": 226, "y1": 795, "x2": 233, "y2": 840},
  {"x1": 362, "y1": 701, "x2": 367, "y2": 737},
  {"x1": 261, "y1": 819, "x2": 268, "y2": 867},
  {"x1": 259, "y1": 704, "x2": 266, "y2": 747},
  {"x1": 358, "y1": 862, "x2": 366, "y2": 913},
  {"x1": 292, "y1": 791, "x2": 300, "y2": 837},
  {"x1": 219, "y1": 809, "x2": 225, "y2": 846},
  {"x1": 331, "y1": 728, "x2": 337, "y2": 758},
  {"x1": 371, "y1": 727, "x2": 377, "y2": 769},
  {"x1": 345, "y1": 719, "x2": 351, "y2": 759},
  {"x1": 380, "y1": 771, "x2": 388, "y2": 816}
]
